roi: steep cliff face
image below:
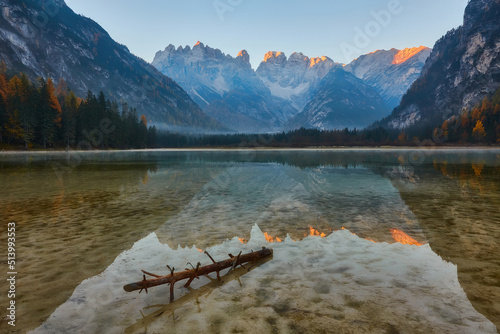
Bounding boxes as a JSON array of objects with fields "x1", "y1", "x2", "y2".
[
  {"x1": 380, "y1": 0, "x2": 500, "y2": 129},
  {"x1": 256, "y1": 51, "x2": 335, "y2": 111},
  {"x1": 288, "y1": 68, "x2": 390, "y2": 130},
  {"x1": 152, "y1": 42, "x2": 256, "y2": 108},
  {"x1": 344, "y1": 47, "x2": 431, "y2": 109},
  {"x1": 153, "y1": 44, "x2": 299, "y2": 132},
  {"x1": 0, "y1": 0, "x2": 220, "y2": 129}
]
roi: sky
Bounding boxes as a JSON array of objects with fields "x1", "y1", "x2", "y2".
[{"x1": 64, "y1": 0, "x2": 469, "y2": 69}]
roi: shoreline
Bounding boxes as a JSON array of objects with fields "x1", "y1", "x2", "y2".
[{"x1": 2, "y1": 146, "x2": 500, "y2": 155}]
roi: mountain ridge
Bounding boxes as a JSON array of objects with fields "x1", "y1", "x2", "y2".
[
  {"x1": 0, "y1": 0, "x2": 220, "y2": 130},
  {"x1": 288, "y1": 67, "x2": 391, "y2": 130},
  {"x1": 153, "y1": 42, "x2": 429, "y2": 132},
  {"x1": 152, "y1": 41, "x2": 292, "y2": 132},
  {"x1": 344, "y1": 47, "x2": 431, "y2": 109}
]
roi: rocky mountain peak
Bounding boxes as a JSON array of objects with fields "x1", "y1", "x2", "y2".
[
  {"x1": 263, "y1": 51, "x2": 287, "y2": 64},
  {"x1": 165, "y1": 44, "x2": 176, "y2": 52},
  {"x1": 392, "y1": 46, "x2": 431, "y2": 65},
  {"x1": 255, "y1": 51, "x2": 335, "y2": 113},
  {"x1": 237, "y1": 50, "x2": 250, "y2": 63},
  {"x1": 288, "y1": 52, "x2": 309, "y2": 63},
  {"x1": 344, "y1": 47, "x2": 431, "y2": 109},
  {"x1": 152, "y1": 42, "x2": 267, "y2": 121},
  {"x1": 309, "y1": 56, "x2": 333, "y2": 68}
]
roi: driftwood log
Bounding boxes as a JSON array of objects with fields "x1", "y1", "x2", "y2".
[
  {"x1": 123, "y1": 247, "x2": 273, "y2": 302},
  {"x1": 124, "y1": 255, "x2": 273, "y2": 334}
]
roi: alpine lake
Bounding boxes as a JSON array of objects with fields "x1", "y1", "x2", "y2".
[{"x1": 0, "y1": 148, "x2": 499, "y2": 334}]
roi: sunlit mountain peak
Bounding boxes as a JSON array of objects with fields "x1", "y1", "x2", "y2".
[
  {"x1": 263, "y1": 51, "x2": 285, "y2": 62},
  {"x1": 392, "y1": 46, "x2": 429, "y2": 64}
]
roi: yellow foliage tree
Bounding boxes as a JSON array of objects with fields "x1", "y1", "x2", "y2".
[
  {"x1": 442, "y1": 120, "x2": 449, "y2": 138},
  {"x1": 140, "y1": 114, "x2": 147, "y2": 127},
  {"x1": 397, "y1": 131, "x2": 407, "y2": 144},
  {"x1": 472, "y1": 120, "x2": 486, "y2": 141}
]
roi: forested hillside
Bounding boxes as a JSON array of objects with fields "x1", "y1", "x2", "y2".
[{"x1": 0, "y1": 65, "x2": 157, "y2": 149}]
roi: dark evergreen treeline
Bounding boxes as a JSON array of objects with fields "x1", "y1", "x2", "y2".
[
  {"x1": 156, "y1": 87, "x2": 500, "y2": 148},
  {"x1": 156, "y1": 127, "x2": 400, "y2": 148},
  {"x1": 0, "y1": 67, "x2": 157, "y2": 149}
]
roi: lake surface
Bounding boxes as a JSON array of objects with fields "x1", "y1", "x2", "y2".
[{"x1": 0, "y1": 149, "x2": 499, "y2": 333}]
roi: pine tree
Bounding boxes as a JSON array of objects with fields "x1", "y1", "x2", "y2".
[
  {"x1": 76, "y1": 91, "x2": 97, "y2": 144},
  {"x1": 4, "y1": 109, "x2": 23, "y2": 144},
  {"x1": 61, "y1": 91, "x2": 78, "y2": 148},
  {"x1": 96, "y1": 91, "x2": 107, "y2": 148},
  {"x1": 37, "y1": 78, "x2": 62, "y2": 148},
  {"x1": 147, "y1": 125, "x2": 157, "y2": 148},
  {"x1": 107, "y1": 100, "x2": 121, "y2": 148},
  {"x1": 6, "y1": 75, "x2": 36, "y2": 147},
  {"x1": 139, "y1": 115, "x2": 148, "y2": 148},
  {"x1": 0, "y1": 93, "x2": 5, "y2": 142}
]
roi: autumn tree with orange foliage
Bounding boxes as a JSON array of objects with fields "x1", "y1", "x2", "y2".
[
  {"x1": 397, "y1": 131, "x2": 408, "y2": 145},
  {"x1": 472, "y1": 120, "x2": 486, "y2": 141}
]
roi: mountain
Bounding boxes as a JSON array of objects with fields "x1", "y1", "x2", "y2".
[
  {"x1": 344, "y1": 47, "x2": 431, "y2": 109},
  {"x1": 0, "y1": 0, "x2": 219, "y2": 130},
  {"x1": 152, "y1": 42, "x2": 430, "y2": 132},
  {"x1": 379, "y1": 0, "x2": 500, "y2": 129},
  {"x1": 152, "y1": 42, "x2": 253, "y2": 108},
  {"x1": 152, "y1": 42, "x2": 298, "y2": 132},
  {"x1": 256, "y1": 52, "x2": 335, "y2": 111},
  {"x1": 152, "y1": 45, "x2": 342, "y2": 132},
  {"x1": 153, "y1": 43, "x2": 304, "y2": 133},
  {"x1": 288, "y1": 67, "x2": 390, "y2": 130}
]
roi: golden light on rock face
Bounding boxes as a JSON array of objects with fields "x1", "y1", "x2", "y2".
[
  {"x1": 392, "y1": 46, "x2": 428, "y2": 65},
  {"x1": 309, "y1": 56, "x2": 330, "y2": 68},
  {"x1": 263, "y1": 51, "x2": 283, "y2": 62}
]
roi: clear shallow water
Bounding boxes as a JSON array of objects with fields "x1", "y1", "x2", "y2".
[{"x1": 0, "y1": 149, "x2": 499, "y2": 333}]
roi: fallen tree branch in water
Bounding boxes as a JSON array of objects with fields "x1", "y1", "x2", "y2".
[
  {"x1": 124, "y1": 254, "x2": 273, "y2": 334},
  {"x1": 123, "y1": 247, "x2": 273, "y2": 302}
]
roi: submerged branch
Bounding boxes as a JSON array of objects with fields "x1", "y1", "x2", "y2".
[{"x1": 123, "y1": 247, "x2": 273, "y2": 302}]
